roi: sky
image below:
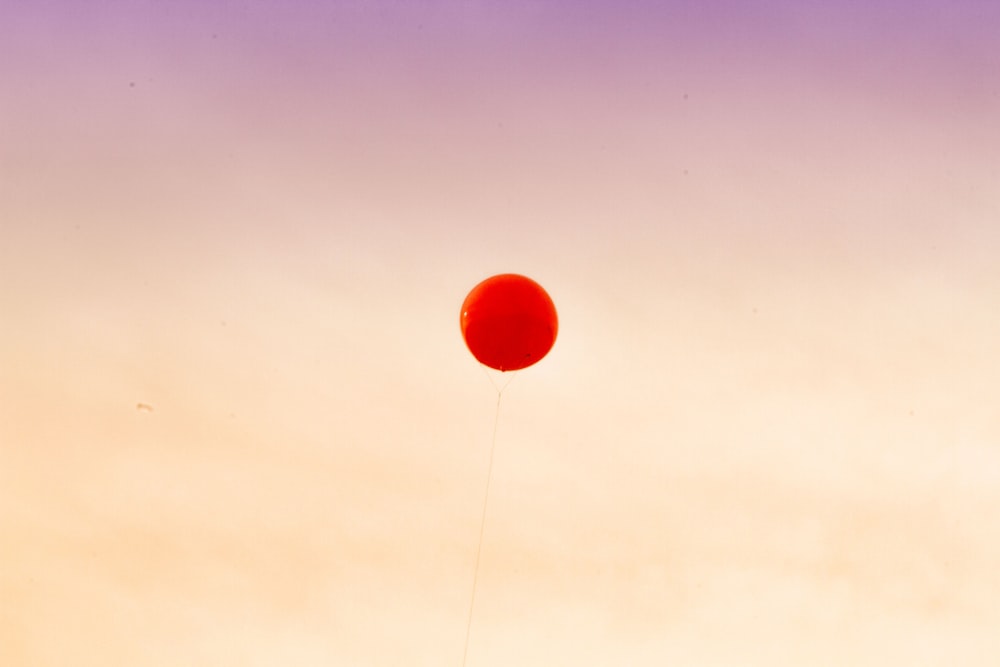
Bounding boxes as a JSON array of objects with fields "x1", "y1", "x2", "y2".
[{"x1": 2, "y1": 1, "x2": 1000, "y2": 665}]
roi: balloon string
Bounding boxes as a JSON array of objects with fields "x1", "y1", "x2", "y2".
[
  {"x1": 479, "y1": 365, "x2": 518, "y2": 394},
  {"x1": 462, "y1": 372, "x2": 515, "y2": 666}
]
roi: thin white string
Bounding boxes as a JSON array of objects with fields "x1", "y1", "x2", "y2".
[
  {"x1": 461, "y1": 369, "x2": 517, "y2": 666},
  {"x1": 479, "y1": 364, "x2": 519, "y2": 394}
]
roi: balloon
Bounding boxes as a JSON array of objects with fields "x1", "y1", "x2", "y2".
[{"x1": 460, "y1": 274, "x2": 558, "y2": 372}]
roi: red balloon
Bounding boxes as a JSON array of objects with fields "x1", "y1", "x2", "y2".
[{"x1": 460, "y1": 274, "x2": 558, "y2": 372}]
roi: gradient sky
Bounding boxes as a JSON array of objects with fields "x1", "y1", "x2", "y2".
[{"x1": 2, "y1": 2, "x2": 1000, "y2": 665}]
